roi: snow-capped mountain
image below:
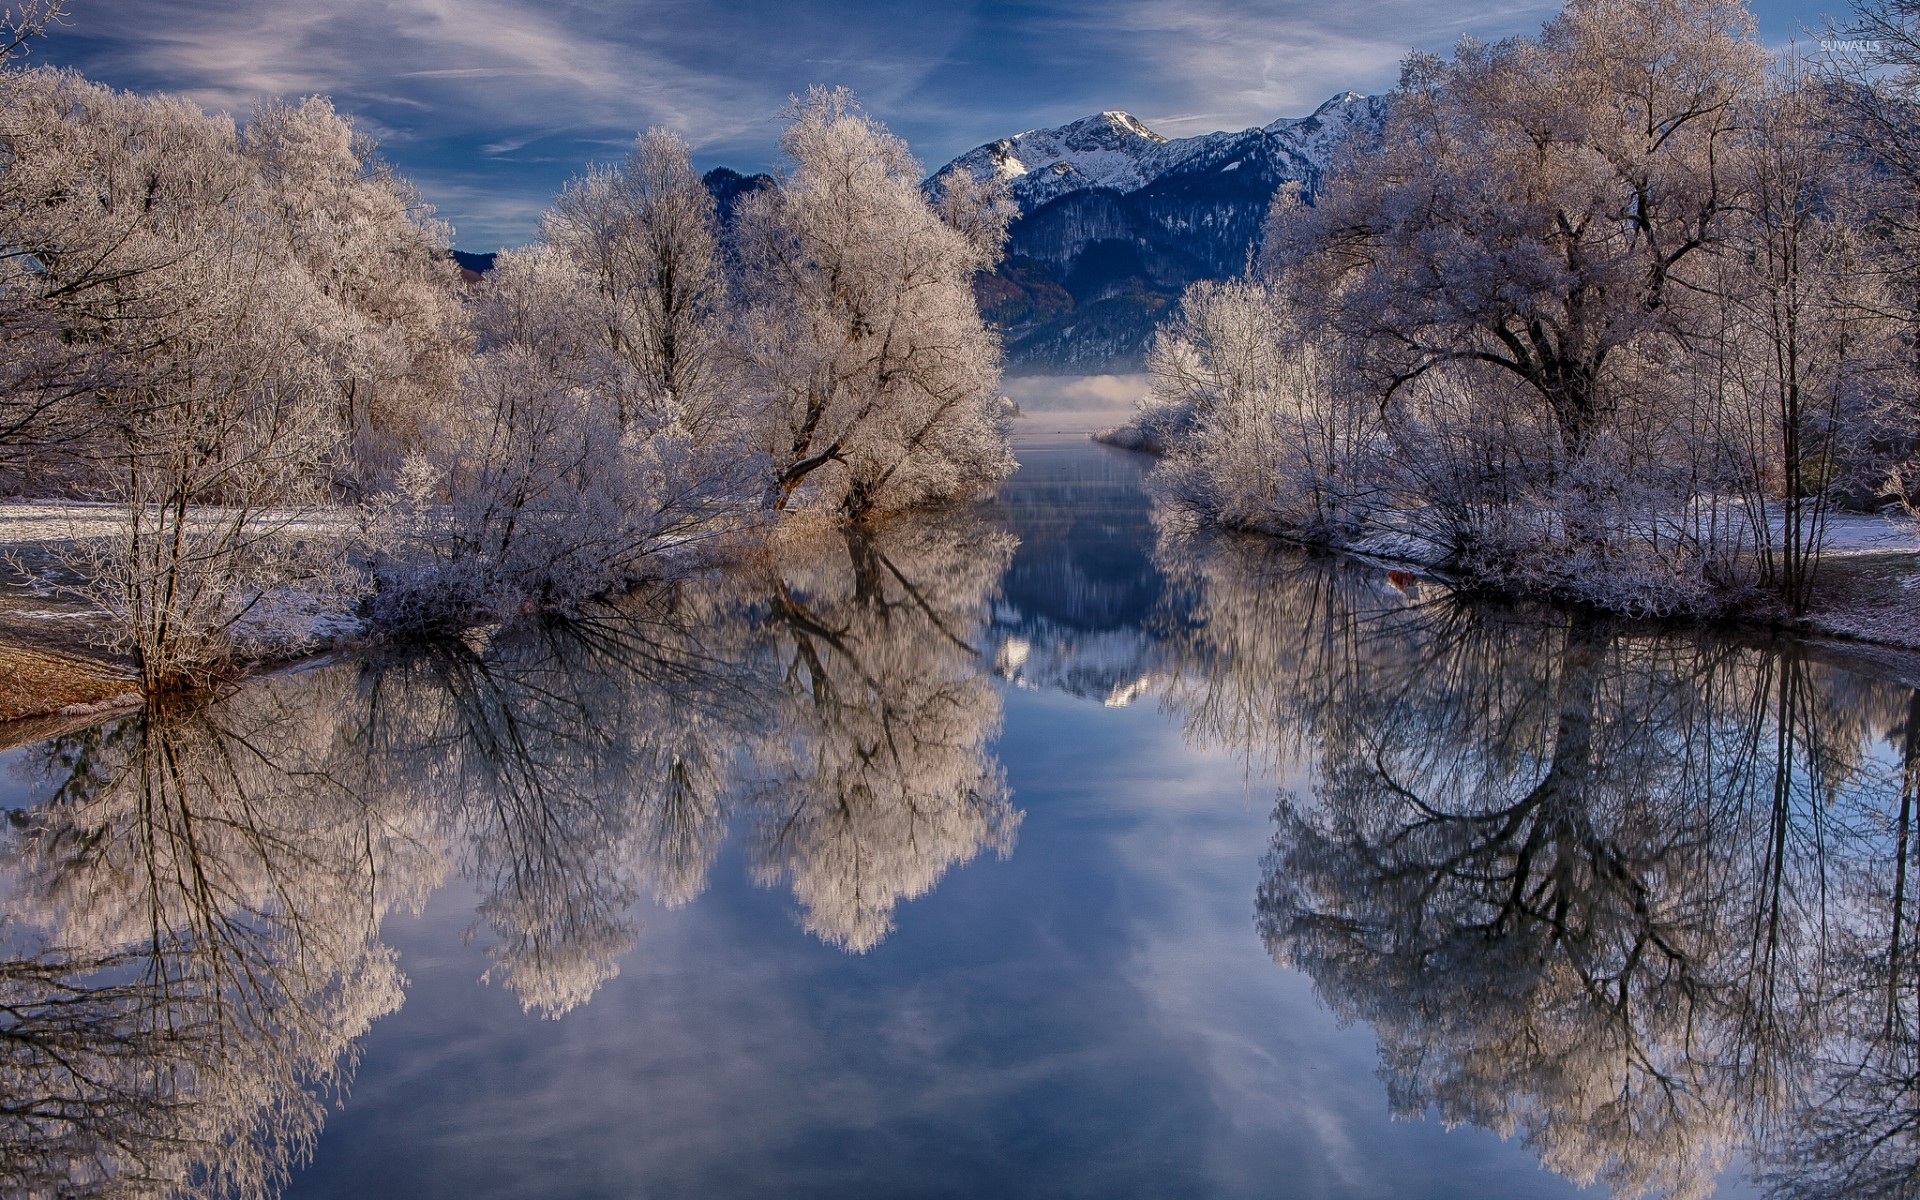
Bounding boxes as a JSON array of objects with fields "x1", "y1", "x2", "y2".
[
  {"x1": 942, "y1": 92, "x2": 1384, "y2": 213},
  {"x1": 936, "y1": 92, "x2": 1387, "y2": 372}
]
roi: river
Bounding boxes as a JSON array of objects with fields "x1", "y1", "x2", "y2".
[{"x1": 2, "y1": 378, "x2": 1915, "y2": 1199}]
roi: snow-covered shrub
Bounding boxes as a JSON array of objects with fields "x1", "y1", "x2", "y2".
[
  {"x1": 367, "y1": 246, "x2": 759, "y2": 631},
  {"x1": 1383, "y1": 365, "x2": 1758, "y2": 616},
  {"x1": 1138, "y1": 278, "x2": 1387, "y2": 541}
]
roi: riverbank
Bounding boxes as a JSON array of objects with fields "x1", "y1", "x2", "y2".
[
  {"x1": 1091, "y1": 433, "x2": 1920, "y2": 680},
  {"x1": 1801, "y1": 548, "x2": 1920, "y2": 650},
  {"x1": 0, "y1": 645, "x2": 139, "y2": 742},
  {"x1": 0, "y1": 493, "x2": 737, "y2": 727},
  {"x1": 2, "y1": 383, "x2": 1911, "y2": 730}
]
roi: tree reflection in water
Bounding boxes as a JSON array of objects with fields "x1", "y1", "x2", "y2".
[
  {"x1": 1158, "y1": 529, "x2": 1920, "y2": 1200},
  {"x1": 740, "y1": 517, "x2": 1019, "y2": 952},
  {"x1": 0, "y1": 509, "x2": 1018, "y2": 1198},
  {"x1": 1, "y1": 682, "x2": 425, "y2": 1199},
  {"x1": 7, "y1": 505, "x2": 1918, "y2": 1200}
]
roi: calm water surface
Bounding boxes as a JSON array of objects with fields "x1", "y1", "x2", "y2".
[{"x1": 4, "y1": 381, "x2": 1917, "y2": 1199}]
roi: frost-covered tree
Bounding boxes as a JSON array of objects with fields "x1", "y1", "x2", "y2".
[
  {"x1": 734, "y1": 87, "x2": 1014, "y2": 520},
  {"x1": 544, "y1": 128, "x2": 733, "y2": 437},
  {"x1": 367, "y1": 241, "x2": 753, "y2": 628},
  {"x1": 1273, "y1": 0, "x2": 1766, "y2": 455},
  {"x1": 0, "y1": 73, "x2": 354, "y2": 687},
  {"x1": 0, "y1": 74, "x2": 464, "y2": 493},
  {"x1": 1703, "y1": 62, "x2": 1897, "y2": 614},
  {"x1": 241, "y1": 97, "x2": 468, "y2": 489},
  {"x1": 0, "y1": 0, "x2": 62, "y2": 63},
  {"x1": 0, "y1": 70, "x2": 470, "y2": 686},
  {"x1": 1142, "y1": 277, "x2": 1385, "y2": 539},
  {"x1": 1119, "y1": 0, "x2": 1920, "y2": 618},
  {"x1": 1804, "y1": 1, "x2": 1920, "y2": 529}
]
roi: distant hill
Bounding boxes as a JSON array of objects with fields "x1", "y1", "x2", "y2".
[
  {"x1": 449, "y1": 249, "x2": 496, "y2": 286},
  {"x1": 936, "y1": 93, "x2": 1387, "y2": 373},
  {"x1": 702, "y1": 166, "x2": 775, "y2": 227}
]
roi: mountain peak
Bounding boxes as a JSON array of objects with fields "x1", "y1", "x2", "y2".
[
  {"x1": 940, "y1": 92, "x2": 1385, "y2": 213},
  {"x1": 1091, "y1": 110, "x2": 1166, "y2": 142},
  {"x1": 1043, "y1": 109, "x2": 1168, "y2": 153}
]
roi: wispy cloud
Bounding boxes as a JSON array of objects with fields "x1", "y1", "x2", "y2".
[{"x1": 37, "y1": 0, "x2": 1824, "y2": 247}]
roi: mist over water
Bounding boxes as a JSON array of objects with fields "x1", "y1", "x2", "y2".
[{"x1": 3, "y1": 376, "x2": 1915, "y2": 1199}]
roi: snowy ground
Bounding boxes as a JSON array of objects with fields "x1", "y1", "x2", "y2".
[
  {"x1": 1795, "y1": 512, "x2": 1919, "y2": 650},
  {"x1": 0, "y1": 498, "x2": 356, "y2": 543},
  {"x1": 0, "y1": 498, "x2": 367, "y2": 695},
  {"x1": 1817, "y1": 509, "x2": 1918, "y2": 554},
  {"x1": 0, "y1": 499, "x2": 130, "y2": 543}
]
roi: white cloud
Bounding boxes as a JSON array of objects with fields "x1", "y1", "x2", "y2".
[
  {"x1": 59, "y1": 0, "x2": 768, "y2": 144},
  {"x1": 39, "y1": 0, "x2": 1565, "y2": 245},
  {"x1": 1023, "y1": 0, "x2": 1560, "y2": 136}
]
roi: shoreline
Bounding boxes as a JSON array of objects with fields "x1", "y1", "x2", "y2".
[
  {"x1": 3, "y1": 423, "x2": 1915, "y2": 732},
  {"x1": 0, "y1": 643, "x2": 142, "y2": 742},
  {"x1": 1092, "y1": 429, "x2": 1920, "y2": 681}
]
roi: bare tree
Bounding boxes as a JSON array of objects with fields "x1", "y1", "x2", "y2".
[
  {"x1": 1275, "y1": 0, "x2": 1766, "y2": 455},
  {"x1": 1708, "y1": 61, "x2": 1890, "y2": 613},
  {"x1": 0, "y1": 0, "x2": 64, "y2": 63}
]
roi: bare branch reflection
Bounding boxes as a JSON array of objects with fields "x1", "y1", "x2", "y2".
[
  {"x1": 739, "y1": 516, "x2": 1021, "y2": 952},
  {"x1": 0, "y1": 507, "x2": 1020, "y2": 1196},
  {"x1": 1160, "y1": 528, "x2": 1920, "y2": 1200},
  {"x1": 1, "y1": 681, "x2": 426, "y2": 1199}
]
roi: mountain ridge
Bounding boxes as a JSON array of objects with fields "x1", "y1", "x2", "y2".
[
  {"x1": 936, "y1": 92, "x2": 1387, "y2": 372},
  {"x1": 940, "y1": 92, "x2": 1383, "y2": 212}
]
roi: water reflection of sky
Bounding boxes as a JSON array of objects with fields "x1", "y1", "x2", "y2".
[
  {"x1": 292, "y1": 687, "x2": 1603, "y2": 1200},
  {"x1": 11, "y1": 376, "x2": 1903, "y2": 1198},
  {"x1": 283, "y1": 389, "x2": 1648, "y2": 1200}
]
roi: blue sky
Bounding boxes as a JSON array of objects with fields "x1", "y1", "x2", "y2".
[{"x1": 26, "y1": 0, "x2": 1842, "y2": 249}]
